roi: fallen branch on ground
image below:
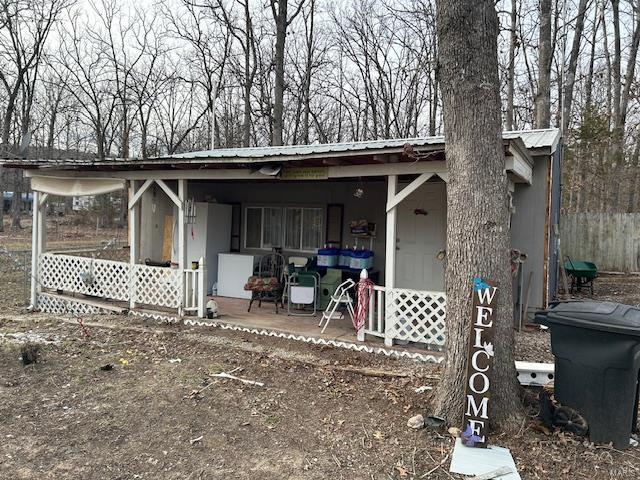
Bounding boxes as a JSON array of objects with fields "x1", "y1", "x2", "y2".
[
  {"x1": 210, "y1": 371, "x2": 264, "y2": 387},
  {"x1": 421, "y1": 453, "x2": 450, "y2": 478}
]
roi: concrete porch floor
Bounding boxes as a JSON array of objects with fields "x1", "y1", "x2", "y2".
[
  {"x1": 207, "y1": 296, "x2": 443, "y2": 360},
  {"x1": 210, "y1": 296, "x2": 360, "y2": 342},
  {"x1": 38, "y1": 290, "x2": 444, "y2": 359}
]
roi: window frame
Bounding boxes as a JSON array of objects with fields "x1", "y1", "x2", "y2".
[{"x1": 243, "y1": 204, "x2": 325, "y2": 253}]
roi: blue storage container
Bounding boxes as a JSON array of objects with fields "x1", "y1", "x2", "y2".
[
  {"x1": 317, "y1": 247, "x2": 339, "y2": 267},
  {"x1": 350, "y1": 249, "x2": 373, "y2": 270},
  {"x1": 339, "y1": 247, "x2": 352, "y2": 268}
]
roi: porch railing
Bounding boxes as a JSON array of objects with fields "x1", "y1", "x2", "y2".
[
  {"x1": 38, "y1": 252, "x2": 206, "y2": 317},
  {"x1": 358, "y1": 285, "x2": 447, "y2": 349},
  {"x1": 183, "y1": 261, "x2": 206, "y2": 317}
]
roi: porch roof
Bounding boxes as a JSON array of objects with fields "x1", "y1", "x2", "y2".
[{"x1": 2, "y1": 128, "x2": 559, "y2": 172}]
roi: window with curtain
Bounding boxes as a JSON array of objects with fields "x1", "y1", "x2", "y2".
[
  {"x1": 244, "y1": 206, "x2": 324, "y2": 252},
  {"x1": 245, "y1": 207, "x2": 263, "y2": 248},
  {"x1": 262, "y1": 207, "x2": 283, "y2": 248}
]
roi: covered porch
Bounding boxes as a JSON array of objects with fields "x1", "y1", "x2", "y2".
[{"x1": 24, "y1": 134, "x2": 536, "y2": 354}]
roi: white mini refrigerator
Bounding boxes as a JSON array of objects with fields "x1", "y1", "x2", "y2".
[{"x1": 217, "y1": 253, "x2": 256, "y2": 299}]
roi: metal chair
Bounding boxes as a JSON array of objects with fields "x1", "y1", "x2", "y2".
[
  {"x1": 287, "y1": 271, "x2": 320, "y2": 316},
  {"x1": 244, "y1": 252, "x2": 286, "y2": 313}
]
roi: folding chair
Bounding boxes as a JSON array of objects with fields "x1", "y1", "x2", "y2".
[{"x1": 287, "y1": 271, "x2": 320, "y2": 316}]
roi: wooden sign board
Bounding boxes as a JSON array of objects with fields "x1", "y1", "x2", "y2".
[
  {"x1": 281, "y1": 167, "x2": 329, "y2": 180},
  {"x1": 461, "y1": 277, "x2": 498, "y2": 448}
]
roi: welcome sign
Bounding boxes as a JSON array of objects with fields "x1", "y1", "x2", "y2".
[{"x1": 461, "y1": 277, "x2": 498, "y2": 448}]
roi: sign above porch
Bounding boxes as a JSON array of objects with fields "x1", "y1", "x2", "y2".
[{"x1": 281, "y1": 167, "x2": 329, "y2": 180}]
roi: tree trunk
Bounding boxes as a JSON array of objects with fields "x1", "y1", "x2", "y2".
[
  {"x1": 241, "y1": 0, "x2": 255, "y2": 148},
  {"x1": 433, "y1": 0, "x2": 521, "y2": 427},
  {"x1": 562, "y1": 0, "x2": 589, "y2": 133},
  {"x1": 505, "y1": 0, "x2": 517, "y2": 130},
  {"x1": 535, "y1": 0, "x2": 552, "y2": 128},
  {"x1": 10, "y1": 170, "x2": 22, "y2": 230},
  {"x1": 627, "y1": 135, "x2": 640, "y2": 213},
  {"x1": 301, "y1": 0, "x2": 315, "y2": 145},
  {"x1": 271, "y1": 0, "x2": 288, "y2": 146}
]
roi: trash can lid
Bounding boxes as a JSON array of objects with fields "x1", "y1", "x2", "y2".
[{"x1": 540, "y1": 301, "x2": 640, "y2": 335}]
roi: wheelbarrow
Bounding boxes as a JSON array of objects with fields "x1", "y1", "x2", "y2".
[{"x1": 563, "y1": 256, "x2": 598, "y2": 294}]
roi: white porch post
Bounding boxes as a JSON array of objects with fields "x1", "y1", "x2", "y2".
[
  {"x1": 178, "y1": 179, "x2": 187, "y2": 314},
  {"x1": 177, "y1": 179, "x2": 187, "y2": 271},
  {"x1": 385, "y1": 175, "x2": 397, "y2": 289},
  {"x1": 197, "y1": 256, "x2": 206, "y2": 318},
  {"x1": 129, "y1": 180, "x2": 140, "y2": 309},
  {"x1": 384, "y1": 175, "x2": 398, "y2": 347},
  {"x1": 29, "y1": 191, "x2": 40, "y2": 308},
  {"x1": 37, "y1": 194, "x2": 47, "y2": 255}
]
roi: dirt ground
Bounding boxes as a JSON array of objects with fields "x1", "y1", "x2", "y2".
[{"x1": 1, "y1": 219, "x2": 639, "y2": 479}]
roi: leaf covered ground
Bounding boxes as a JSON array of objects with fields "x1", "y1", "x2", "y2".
[{"x1": 1, "y1": 220, "x2": 639, "y2": 478}]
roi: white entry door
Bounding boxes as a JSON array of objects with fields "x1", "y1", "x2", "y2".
[{"x1": 395, "y1": 182, "x2": 446, "y2": 291}]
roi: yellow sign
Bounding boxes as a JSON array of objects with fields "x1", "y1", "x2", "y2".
[{"x1": 281, "y1": 167, "x2": 329, "y2": 180}]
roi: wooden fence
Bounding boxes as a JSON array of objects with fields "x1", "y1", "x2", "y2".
[{"x1": 561, "y1": 213, "x2": 640, "y2": 272}]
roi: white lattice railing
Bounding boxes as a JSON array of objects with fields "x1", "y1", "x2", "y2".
[
  {"x1": 38, "y1": 253, "x2": 205, "y2": 316},
  {"x1": 39, "y1": 253, "x2": 132, "y2": 301},
  {"x1": 358, "y1": 285, "x2": 446, "y2": 349},
  {"x1": 132, "y1": 263, "x2": 182, "y2": 308},
  {"x1": 386, "y1": 287, "x2": 446, "y2": 348}
]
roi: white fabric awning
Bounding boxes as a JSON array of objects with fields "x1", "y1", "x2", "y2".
[{"x1": 30, "y1": 176, "x2": 126, "y2": 196}]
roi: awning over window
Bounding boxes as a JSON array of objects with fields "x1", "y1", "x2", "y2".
[{"x1": 30, "y1": 176, "x2": 125, "y2": 196}]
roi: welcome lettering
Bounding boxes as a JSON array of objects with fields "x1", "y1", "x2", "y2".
[{"x1": 461, "y1": 277, "x2": 498, "y2": 448}]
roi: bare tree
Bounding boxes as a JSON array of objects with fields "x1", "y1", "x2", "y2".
[
  {"x1": 269, "y1": 0, "x2": 305, "y2": 146},
  {"x1": 534, "y1": 0, "x2": 552, "y2": 128}
]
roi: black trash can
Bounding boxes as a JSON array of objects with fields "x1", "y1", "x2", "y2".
[{"x1": 535, "y1": 300, "x2": 640, "y2": 449}]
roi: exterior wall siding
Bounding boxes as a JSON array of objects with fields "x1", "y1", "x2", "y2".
[{"x1": 510, "y1": 154, "x2": 552, "y2": 314}]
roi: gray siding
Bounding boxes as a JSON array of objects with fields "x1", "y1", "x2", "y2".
[{"x1": 510, "y1": 154, "x2": 551, "y2": 315}]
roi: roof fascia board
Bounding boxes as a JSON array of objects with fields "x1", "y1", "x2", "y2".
[{"x1": 26, "y1": 161, "x2": 449, "y2": 181}]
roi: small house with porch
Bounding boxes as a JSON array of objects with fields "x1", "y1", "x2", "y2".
[{"x1": 4, "y1": 128, "x2": 561, "y2": 358}]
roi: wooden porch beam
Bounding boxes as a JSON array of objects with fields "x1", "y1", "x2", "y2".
[
  {"x1": 128, "y1": 179, "x2": 153, "y2": 209},
  {"x1": 386, "y1": 172, "x2": 435, "y2": 212},
  {"x1": 156, "y1": 179, "x2": 182, "y2": 208}
]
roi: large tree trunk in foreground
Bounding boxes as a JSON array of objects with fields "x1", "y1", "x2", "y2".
[{"x1": 433, "y1": 0, "x2": 521, "y2": 427}]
